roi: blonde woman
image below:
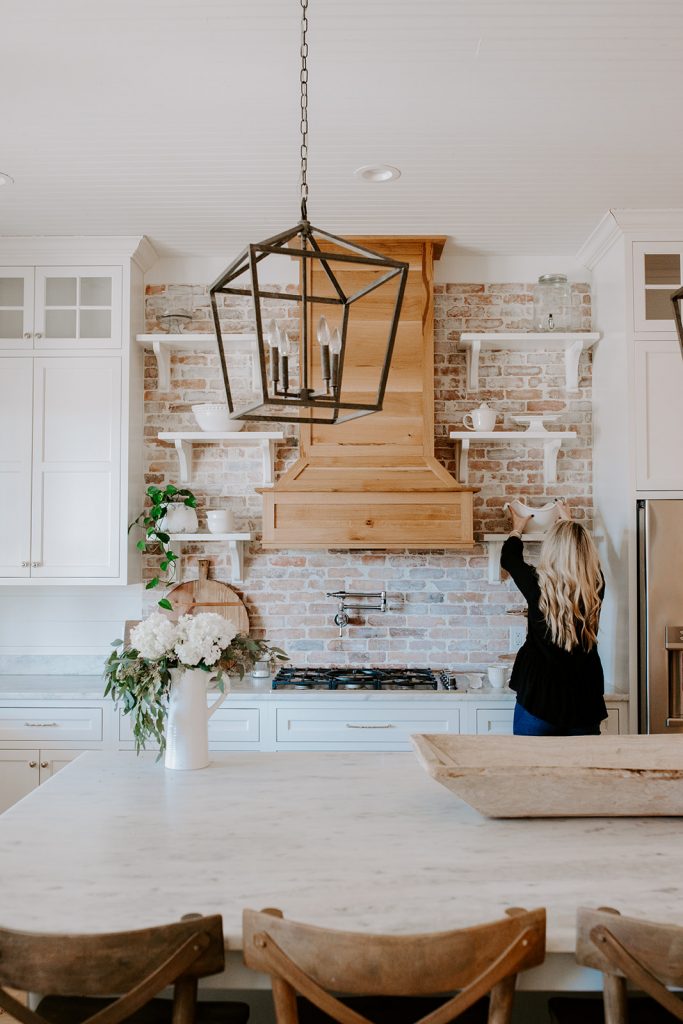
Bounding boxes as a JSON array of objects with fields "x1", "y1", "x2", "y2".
[{"x1": 500, "y1": 504, "x2": 606, "y2": 736}]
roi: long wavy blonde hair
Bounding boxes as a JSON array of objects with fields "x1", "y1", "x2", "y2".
[{"x1": 537, "y1": 520, "x2": 603, "y2": 652}]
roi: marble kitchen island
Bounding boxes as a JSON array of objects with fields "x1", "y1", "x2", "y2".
[{"x1": 0, "y1": 750, "x2": 680, "y2": 994}]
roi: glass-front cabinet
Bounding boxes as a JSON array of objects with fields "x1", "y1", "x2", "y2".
[
  {"x1": 633, "y1": 242, "x2": 683, "y2": 334},
  {"x1": 0, "y1": 266, "x2": 121, "y2": 349}
]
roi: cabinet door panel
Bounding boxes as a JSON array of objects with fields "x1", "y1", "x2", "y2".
[
  {"x1": 474, "y1": 707, "x2": 515, "y2": 735},
  {"x1": 31, "y1": 358, "x2": 121, "y2": 578},
  {"x1": 0, "y1": 749, "x2": 39, "y2": 813},
  {"x1": 34, "y1": 267, "x2": 122, "y2": 349},
  {"x1": 38, "y1": 749, "x2": 84, "y2": 783},
  {"x1": 275, "y1": 704, "x2": 460, "y2": 747},
  {"x1": 601, "y1": 707, "x2": 622, "y2": 735},
  {"x1": 0, "y1": 269, "x2": 34, "y2": 348},
  {"x1": 634, "y1": 339, "x2": 683, "y2": 490},
  {"x1": 0, "y1": 359, "x2": 33, "y2": 576},
  {"x1": 633, "y1": 243, "x2": 683, "y2": 335}
]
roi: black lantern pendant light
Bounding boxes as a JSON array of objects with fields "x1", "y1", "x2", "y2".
[{"x1": 210, "y1": 0, "x2": 408, "y2": 425}]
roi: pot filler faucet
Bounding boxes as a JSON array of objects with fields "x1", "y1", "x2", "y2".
[{"x1": 326, "y1": 590, "x2": 387, "y2": 637}]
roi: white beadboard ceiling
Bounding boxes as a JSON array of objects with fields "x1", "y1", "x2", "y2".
[{"x1": 1, "y1": 0, "x2": 682, "y2": 259}]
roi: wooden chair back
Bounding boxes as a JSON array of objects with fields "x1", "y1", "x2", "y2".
[
  {"x1": 576, "y1": 907, "x2": 683, "y2": 1023},
  {"x1": 243, "y1": 906, "x2": 546, "y2": 1024},
  {"x1": 0, "y1": 914, "x2": 225, "y2": 1024}
]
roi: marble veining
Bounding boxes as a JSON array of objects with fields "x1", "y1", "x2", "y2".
[{"x1": 0, "y1": 750, "x2": 671, "y2": 954}]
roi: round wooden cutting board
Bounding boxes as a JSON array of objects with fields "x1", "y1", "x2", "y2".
[{"x1": 164, "y1": 559, "x2": 249, "y2": 635}]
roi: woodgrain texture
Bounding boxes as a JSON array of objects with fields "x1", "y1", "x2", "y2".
[
  {"x1": 412, "y1": 734, "x2": 683, "y2": 817},
  {"x1": 165, "y1": 559, "x2": 249, "y2": 634},
  {"x1": 261, "y1": 236, "x2": 477, "y2": 550}
]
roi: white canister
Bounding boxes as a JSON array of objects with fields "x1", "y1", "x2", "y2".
[
  {"x1": 161, "y1": 503, "x2": 198, "y2": 534},
  {"x1": 487, "y1": 666, "x2": 507, "y2": 689},
  {"x1": 206, "y1": 509, "x2": 235, "y2": 534},
  {"x1": 463, "y1": 402, "x2": 497, "y2": 432}
]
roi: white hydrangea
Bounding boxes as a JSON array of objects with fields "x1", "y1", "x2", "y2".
[
  {"x1": 130, "y1": 613, "x2": 178, "y2": 660},
  {"x1": 174, "y1": 613, "x2": 238, "y2": 667}
]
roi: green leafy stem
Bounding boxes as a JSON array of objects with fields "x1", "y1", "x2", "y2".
[{"x1": 128, "y1": 484, "x2": 198, "y2": 610}]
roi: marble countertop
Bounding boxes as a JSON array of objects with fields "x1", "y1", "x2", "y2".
[
  {"x1": 0, "y1": 750, "x2": 670, "y2": 954},
  {"x1": 0, "y1": 675, "x2": 629, "y2": 702}
]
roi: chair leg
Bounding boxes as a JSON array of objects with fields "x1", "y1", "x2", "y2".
[
  {"x1": 172, "y1": 977, "x2": 197, "y2": 1024},
  {"x1": 488, "y1": 976, "x2": 516, "y2": 1024},
  {"x1": 603, "y1": 975, "x2": 628, "y2": 1024}
]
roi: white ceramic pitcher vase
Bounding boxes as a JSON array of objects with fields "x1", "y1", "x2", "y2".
[{"x1": 164, "y1": 667, "x2": 229, "y2": 771}]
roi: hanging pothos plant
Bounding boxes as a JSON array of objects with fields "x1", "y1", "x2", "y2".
[{"x1": 129, "y1": 484, "x2": 197, "y2": 610}]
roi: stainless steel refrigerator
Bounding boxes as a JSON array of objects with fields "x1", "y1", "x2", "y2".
[{"x1": 637, "y1": 499, "x2": 683, "y2": 733}]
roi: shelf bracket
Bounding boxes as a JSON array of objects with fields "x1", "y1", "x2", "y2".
[
  {"x1": 465, "y1": 337, "x2": 481, "y2": 390},
  {"x1": 260, "y1": 439, "x2": 276, "y2": 488},
  {"x1": 542, "y1": 438, "x2": 562, "y2": 485},
  {"x1": 564, "y1": 339, "x2": 584, "y2": 390},
  {"x1": 453, "y1": 438, "x2": 471, "y2": 484},
  {"x1": 172, "y1": 439, "x2": 193, "y2": 483},
  {"x1": 487, "y1": 539, "x2": 504, "y2": 584},
  {"x1": 227, "y1": 539, "x2": 245, "y2": 584},
  {"x1": 151, "y1": 339, "x2": 172, "y2": 391}
]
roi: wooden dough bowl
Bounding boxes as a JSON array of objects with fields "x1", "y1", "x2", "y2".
[{"x1": 411, "y1": 733, "x2": 683, "y2": 818}]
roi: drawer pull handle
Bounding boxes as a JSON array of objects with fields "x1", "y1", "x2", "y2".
[
  {"x1": 40, "y1": 762, "x2": 49, "y2": 769},
  {"x1": 345, "y1": 723, "x2": 395, "y2": 730},
  {"x1": 28, "y1": 761, "x2": 37, "y2": 768},
  {"x1": 24, "y1": 721, "x2": 59, "y2": 728}
]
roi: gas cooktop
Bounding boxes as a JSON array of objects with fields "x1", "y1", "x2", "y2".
[{"x1": 272, "y1": 666, "x2": 448, "y2": 690}]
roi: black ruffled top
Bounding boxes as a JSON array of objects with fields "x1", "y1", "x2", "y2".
[{"x1": 500, "y1": 536, "x2": 607, "y2": 729}]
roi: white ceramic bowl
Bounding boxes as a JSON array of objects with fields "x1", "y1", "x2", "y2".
[
  {"x1": 191, "y1": 404, "x2": 244, "y2": 432},
  {"x1": 506, "y1": 498, "x2": 563, "y2": 531}
]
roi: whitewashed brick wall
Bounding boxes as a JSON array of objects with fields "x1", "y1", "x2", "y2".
[{"x1": 143, "y1": 282, "x2": 592, "y2": 672}]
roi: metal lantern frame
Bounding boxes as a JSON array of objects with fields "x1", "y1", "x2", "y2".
[
  {"x1": 209, "y1": 221, "x2": 408, "y2": 425},
  {"x1": 672, "y1": 285, "x2": 683, "y2": 362},
  {"x1": 208, "y1": 0, "x2": 409, "y2": 426}
]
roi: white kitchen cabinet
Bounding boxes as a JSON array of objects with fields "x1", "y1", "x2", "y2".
[
  {"x1": 633, "y1": 338, "x2": 683, "y2": 490},
  {"x1": 0, "y1": 269, "x2": 34, "y2": 348},
  {"x1": 632, "y1": 242, "x2": 683, "y2": 335},
  {"x1": 0, "y1": 235, "x2": 156, "y2": 586},
  {"x1": 0, "y1": 748, "x2": 87, "y2": 813},
  {"x1": 118, "y1": 704, "x2": 262, "y2": 750},
  {"x1": 0, "y1": 359, "x2": 33, "y2": 576},
  {"x1": 0, "y1": 266, "x2": 122, "y2": 350},
  {"x1": 473, "y1": 705, "x2": 515, "y2": 735},
  {"x1": 31, "y1": 358, "x2": 122, "y2": 578},
  {"x1": 274, "y1": 703, "x2": 461, "y2": 750}
]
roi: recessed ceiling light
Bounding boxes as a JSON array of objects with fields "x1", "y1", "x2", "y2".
[
  {"x1": 0, "y1": 172, "x2": 14, "y2": 186},
  {"x1": 354, "y1": 164, "x2": 401, "y2": 183}
]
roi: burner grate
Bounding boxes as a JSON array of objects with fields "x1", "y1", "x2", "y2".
[{"x1": 272, "y1": 667, "x2": 439, "y2": 690}]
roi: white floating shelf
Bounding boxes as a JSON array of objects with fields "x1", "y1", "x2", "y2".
[
  {"x1": 137, "y1": 333, "x2": 258, "y2": 390},
  {"x1": 158, "y1": 431, "x2": 284, "y2": 486},
  {"x1": 457, "y1": 332, "x2": 600, "y2": 391},
  {"x1": 167, "y1": 532, "x2": 252, "y2": 585},
  {"x1": 449, "y1": 430, "x2": 577, "y2": 486},
  {"x1": 483, "y1": 533, "x2": 547, "y2": 584}
]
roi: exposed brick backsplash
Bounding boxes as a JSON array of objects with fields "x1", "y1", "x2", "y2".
[{"x1": 143, "y1": 282, "x2": 592, "y2": 673}]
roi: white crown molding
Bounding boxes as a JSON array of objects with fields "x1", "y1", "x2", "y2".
[
  {"x1": 0, "y1": 235, "x2": 158, "y2": 267},
  {"x1": 575, "y1": 211, "x2": 622, "y2": 270},
  {"x1": 578, "y1": 209, "x2": 683, "y2": 269}
]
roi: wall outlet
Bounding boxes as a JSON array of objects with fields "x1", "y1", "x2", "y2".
[{"x1": 510, "y1": 626, "x2": 526, "y2": 650}]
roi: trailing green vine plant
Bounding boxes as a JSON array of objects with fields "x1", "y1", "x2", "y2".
[{"x1": 129, "y1": 484, "x2": 197, "y2": 610}]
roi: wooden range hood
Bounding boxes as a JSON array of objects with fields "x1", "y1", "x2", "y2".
[{"x1": 260, "y1": 236, "x2": 477, "y2": 549}]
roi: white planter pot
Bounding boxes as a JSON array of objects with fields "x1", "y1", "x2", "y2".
[
  {"x1": 160, "y1": 503, "x2": 198, "y2": 534},
  {"x1": 164, "y1": 667, "x2": 229, "y2": 771}
]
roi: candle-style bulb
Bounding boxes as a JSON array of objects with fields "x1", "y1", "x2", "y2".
[
  {"x1": 329, "y1": 327, "x2": 342, "y2": 354},
  {"x1": 317, "y1": 316, "x2": 330, "y2": 346}
]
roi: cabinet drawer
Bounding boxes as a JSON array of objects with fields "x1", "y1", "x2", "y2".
[
  {"x1": 0, "y1": 707, "x2": 103, "y2": 744},
  {"x1": 474, "y1": 707, "x2": 515, "y2": 735},
  {"x1": 275, "y1": 705, "x2": 460, "y2": 745},
  {"x1": 118, "y1": 706, "x2": 260, "y2": 747}
]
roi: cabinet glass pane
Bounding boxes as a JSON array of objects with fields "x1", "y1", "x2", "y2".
[
  {"x1": 80, "y1": 309, "x2": 111, "y2": 338},
  {"x1": 645, "y1": 289, "x2": 675, "y2": 321},
  {"x1": 45, "y1": 309, "x2": 77, "y2": 338},
  {"x1": 45, "y1": 277, "x2": 77, "y2": 306},
  {"x1": 80, "y1": 277, "x2": 112, "y2": 306},
  {"x1": 0, "y1": 278, "x2": 24, "y2": 306},
  {"x1": 644, "y1": 254, "x2": 681, "y2": 286},
  {"x1": 0, "y1": 310, "x2": 23, "y2": 338}
]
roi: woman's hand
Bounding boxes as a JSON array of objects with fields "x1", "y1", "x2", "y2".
[
  {"x1": 556, "y1": 499, "x2": 572, "y2": 521},
  {"x1": 508, "y1": 507, "x2": 534, "y2": 536}
]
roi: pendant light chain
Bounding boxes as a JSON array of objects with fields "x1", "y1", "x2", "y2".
[{"x1": 299, "y1": 0, "x2": 309, "y2": 221}]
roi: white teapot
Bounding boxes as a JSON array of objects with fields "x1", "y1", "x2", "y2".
[{"x1": 463, "y1": 402, "x2": 497, "y2": 432}]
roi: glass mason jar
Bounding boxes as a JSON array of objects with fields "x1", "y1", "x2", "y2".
[{"x1": 533, "y1": 274, "x2": 572, "y2": 332}]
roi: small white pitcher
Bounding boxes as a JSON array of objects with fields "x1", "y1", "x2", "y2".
[{"x1": 164, "y1": 667, "x2": 229, "y2": 771}]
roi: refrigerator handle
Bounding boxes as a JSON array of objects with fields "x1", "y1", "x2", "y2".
[{"x1": 664, "y1": 626, "x2": 683, "y2": 727}]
